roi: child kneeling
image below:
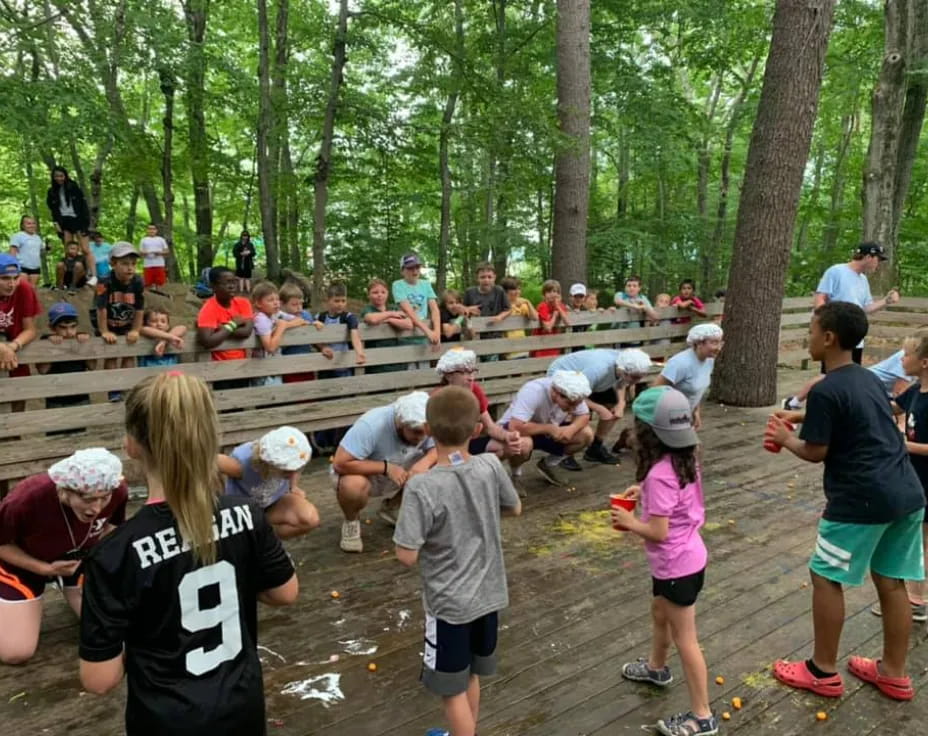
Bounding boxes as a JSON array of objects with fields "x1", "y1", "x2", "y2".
[
  {"x1": 219, "y1": 427, "x2": 320, "y2": 540},
  {"x1": 394, "y1": 386, "x2": 522, "y2": 736},
  {"x1": 611, "y1": 386, "x2": 718, "y2": 736}
]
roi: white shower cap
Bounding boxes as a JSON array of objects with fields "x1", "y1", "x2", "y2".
[
  {"x1": 686, "y1": 323, "x2": 724, "y2": 346},
  {"x1": 615, "y1": 348, "x2": 652, "y2": 376},
  {"x1": 393, "y1": 391, "x2": 430, "y2": 428},
  {"x1": 551, "y1": 370, "x2": 592, "y2": 401},
  {"x1": 48, "y1": 448, "x2": 123, "y2": 494},
  {"x1": 258, "y1": 426, "x2": 312, "y2": 471},
  {"x1": 436, "y1": 347, "x2": 477, "y2": 375}
]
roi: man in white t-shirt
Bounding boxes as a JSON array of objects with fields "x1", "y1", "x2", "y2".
[
  {"x1": 331, "y1": 392, "x2": 436, "y2": 552},
  {"x1": 783, "y1": 243, "x2": 900, "y2": 409},
  {"x1": 499, "y1": 370, "x2": 594, "y2": 487},
  {"x1": 139, "y1": 223, "x2": 169, "y2": 290}
]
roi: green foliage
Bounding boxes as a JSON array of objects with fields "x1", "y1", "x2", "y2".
[{"x1": 0, "y1": 0, "x2": 925, "y2": 300}]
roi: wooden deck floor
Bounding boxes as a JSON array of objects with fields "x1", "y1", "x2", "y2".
[{"x1": 3, "y1": 368, "x2": 928, "y2": 735}]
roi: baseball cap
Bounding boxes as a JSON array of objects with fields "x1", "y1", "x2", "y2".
[
  {"x1": 400, "y1": 253, "x2": 422, "y2": 269},
  {"x1": 48, "y1": 302, "x2": 79, "y2": 326},
  {"x1": 857, "y1": 242, "x2": 888, "y2": 260},
  {"x1": 0, "y1": 253, "x2": 21, "y2": 276},
  {"x1": 569, "y1": 283, "x2": 587, "y2": 297},
  {"x1": 110, "y1": 241, "x2": 140, "y2": 259},
  {"x1": 632, "y1": 386, "x2": 699, "y2": 449}
]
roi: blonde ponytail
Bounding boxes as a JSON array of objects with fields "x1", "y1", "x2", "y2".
[{"x1": 125, "y1": 373, "x2": 221, "y2": 564}]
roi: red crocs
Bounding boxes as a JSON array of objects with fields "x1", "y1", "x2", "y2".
[
  {"x1": 847, "y1": 656, "x2": 914, "y2": 701},
  {"x1": 773, "y1": 659, "x2": 845, "y2": 697}
]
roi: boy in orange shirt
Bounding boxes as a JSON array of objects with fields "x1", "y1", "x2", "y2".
[{"x1": 196, "y1": 266, "x2": 254, "y2": 390}]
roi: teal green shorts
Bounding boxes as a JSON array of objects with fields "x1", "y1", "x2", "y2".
[{"x1": 810, "y1": 510, "x2": 925, "y2": 586}]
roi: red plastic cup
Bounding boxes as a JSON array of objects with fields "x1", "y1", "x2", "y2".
[
  {"x1": 763, "y1": 419, "x2": 795, "y2": 453},
  {"x1": 610, "y1": 493, "x2": 637, "y2": 531}
]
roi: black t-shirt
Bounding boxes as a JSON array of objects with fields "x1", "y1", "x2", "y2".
[
  {"x1": 896, "y1": 383, "x2": 928, "y2": 496},
  {"x1": 79, "y1": 496, "x2": 294, "y2": 736},
  {"x1": 440, "y1": 306, "x2": 461, "y2": 343},
  {"x1": 801, "y1": 363, "x2": 925, "y2": 523},
  {"x1": 94, "y1": 275, "x2": 144, "y2": 331},
  {"x1": 463, "y1": 285, "x2": 509, "y2": 317}
]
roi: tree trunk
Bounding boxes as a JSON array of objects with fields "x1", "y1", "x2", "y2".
[
  {"x1": 707, "y1": 56, "x2": 761, "y2": 293},
  {"x1": 795, "y1": 140, "x2": 824, "y2": 252},
  {"x1": 280, "y1": 141, "x2": 301, "y2": 270},
  {"x1": 551, "y1": 0, "x2": 591, "y2": 290},
  {"x1": 312, "y1": 0, "x2": 349, "y2": 305},
  {"x1": 182, "y1": 0, "x2": 214, "y2": 274},
  {"x1": 713, "y1": 0, "x2": 837, "y2": 407},
  {"x1": 890, "y1": 0, "x2": 928, "y2": 275},
  {"x1": 87, "y1": 136, "x2": 113, "y2": 231},
  {"x1": 436, "y1": 0, "x2": 465, "y2": 293},
  {"x1": 159, "y1": 67, "x2": 180, "y2": 281},
  {"x1": 126, "y1": 186, "x2": 140, "y2": 242},
  {"x1": 862, "y1": 0, "x2": 909, "y2": 293},
  {"x1": 257, "y1": 0, "x2": 279, "y2": 280},
  {"x1": 616, "y1": 129, "x2": 630, "y2": 218},
  {"x1": 823, "y1": 108, "x2": 858, "y2": 255}
]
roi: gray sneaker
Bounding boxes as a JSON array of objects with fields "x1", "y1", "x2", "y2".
[
  {"x1": 870, "y1": 600, "x2": 928, "y2": 622},
  {"x1": 621, "y1": 657, "x2": 673, "y2": 687},
  {"x1": 535, "y1": 457, "x2": 566, "y2": 487},
  {"x1": 656, "y1": 711, "x2": 719, "y2": 736}
]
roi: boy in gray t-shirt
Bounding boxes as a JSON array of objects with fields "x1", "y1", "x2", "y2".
[{"x1": 394, "y1": 385, "x2": 521, "y2": 736}]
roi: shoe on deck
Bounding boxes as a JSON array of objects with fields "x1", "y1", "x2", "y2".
[
  {"x1": 424, "y1": 730, "x2": 449, "y2": 736},
  {"x1": 584, "y1": 443, "x2": 620, "y2": 464},
  {"x1": 847, "y1": 656, "x2": 914, "y2": 701},
  {"x1": 535, "y1": 457, "x2": 566, "y2": 486},
  {"x1": 870, "y1": 600, "x2": 927, "y2": 622},
  {"x1": 621, "y1": 657, "x2": 673, "y2": 687},
  {"x1": 656, "y1": 710, "x2": 718, "y2": 736},
  {"x1": 340, "y1": 520, "x2": 363, "y2": 553},
  {"x1": 772, "y1": 659, "x2": 844, "y2": 697},
  {"x1": 560, "y1": 456, "x2": 583, "y2": 472},
  {"x1": 782, "y1": 395, "x2": 803, "y2": 410}
]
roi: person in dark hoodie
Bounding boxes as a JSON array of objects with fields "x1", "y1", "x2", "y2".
[{"x1": 46, "y1": 166, "x2": 96, "y2": 286}]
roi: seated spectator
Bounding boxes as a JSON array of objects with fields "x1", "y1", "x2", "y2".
[
  {"x1": 0, "y1": 254, "x2": 41, "y2": 394},
  {"x1": 89, "y1": 232, "x2": 112, "y2": 281},
  {"x1": 671, "y1": 279, "x2": 708, "y2": 323},
  {"x1": 361, "y1": 278, "x2": 412, "y2": 374},
  {"x1": 531, "y1": 279, "x2": 570, "y2": 358},
  {"x1": 196, "y1": 266, "x2": 254, "y2": 390},
  {"x1": 278, "y1": 282, "x2": 329, "y2": 384},
  {"x1": 138, "y1": 308, "x2": 188, "y2": 368},
  {"x1": 35, "y1": 302, "x2": 94, "y2": 419},
  {"x1": 251, "y1": 281, "x2": 310, "y2": 386},
  {"x1": 439, "y1": 288, "x2": 469, "y2": 343},
  {"x1": 501, "y1": 277, "x2": 537, "y2": 359},
  {"x1": 56, "y1": 240, "x2": 86, "y2": 291},
  {"x1": 569, "y1": 283, "x2": 589, "y2": 351},
  {"x1": 463, "y1": 262, "x2": 511, "y2": 356},
  {"x1": 614, "y1": 275, "x2": 658, "y2": 345}
]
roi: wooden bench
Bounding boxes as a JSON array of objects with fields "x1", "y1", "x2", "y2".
[{"x1": 1, "y1": 296, "x2": 924, "y2": 484}]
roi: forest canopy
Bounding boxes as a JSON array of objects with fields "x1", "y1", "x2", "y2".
[{"x1": 1, "y1": 0, "x2": 925, "y2": 300}]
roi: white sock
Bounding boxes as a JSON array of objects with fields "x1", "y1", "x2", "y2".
[{"x1": 544, "y1": 454, "x2": 564, "y2": 467}]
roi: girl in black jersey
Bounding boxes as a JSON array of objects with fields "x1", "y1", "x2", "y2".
[{"x1": 78, "y1": 373, "x2": 298, "y2": 736}]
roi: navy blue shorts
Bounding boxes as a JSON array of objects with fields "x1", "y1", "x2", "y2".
[
  {"x1": 468, "y1": 435, "x2": 492, "y2": 455},
  {"x1": 421, "y1": 611, "x2": 498, "y2": 696}
]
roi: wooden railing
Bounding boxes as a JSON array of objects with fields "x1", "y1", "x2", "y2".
[{"x1": 1, "y1": 296, "x2": 925, "y2": 483}]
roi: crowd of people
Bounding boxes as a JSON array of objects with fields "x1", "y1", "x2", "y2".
[{"x1": 0, "y1": 234, "x2": 924, "y2": 736}]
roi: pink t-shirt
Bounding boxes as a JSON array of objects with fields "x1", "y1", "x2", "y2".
[{"x1": 640, "y1": 456, "x2": 707, "y2": 580}]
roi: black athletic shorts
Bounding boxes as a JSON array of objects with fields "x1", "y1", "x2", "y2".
[
  {"x1": 421, "y1": 611, "x2": 498, "y2": 696},
  {"x1": 57, "y1": 215, "x2": 89, "y2": 236},
  {"x1": 589, "y1": 387, "x2": 618, "y2": 406},
  {"x1": 20, "y1": 267, "x2": 41, "y2": 275},
  {"x1": 652, "y1": 568, "x2": 705, "y2": 607}
]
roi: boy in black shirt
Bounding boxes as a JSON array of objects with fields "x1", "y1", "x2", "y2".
[
  {"x1": 95, "y1": 242, "x2": 144, "y2": 401},
  {"x1": 767, "y1": 302, "x2": 925, "y2": 701},
  {"x1": 880, "y1": 333, "x2": 928, "y2": 622}
]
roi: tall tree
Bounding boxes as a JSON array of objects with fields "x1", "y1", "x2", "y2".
[
  {"x1": 312, "y1": 0, "x2": 349, "y2": 304},
  {"x1": 159, "y1": 67, "x2": 180, "y2": 281},
  {"x1": 257, "y1": 0, "x2": 280, "y2": 280},
  {"x1": 551, "y1": 0, "x2": 591, "y2": 290},
  {"x1": 436, "y1": 0, "x2": 464, "y2": 293},
  {"x1": 182, "y1": 0, "x2": 214, "y2": 273},
  {"x1": 713, "y1": 0, "x2": 837, "y2": 406}
]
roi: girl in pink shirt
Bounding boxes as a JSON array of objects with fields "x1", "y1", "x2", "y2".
[{"x1": 610, "y1": 386, "x2": 717, "y2": 736}]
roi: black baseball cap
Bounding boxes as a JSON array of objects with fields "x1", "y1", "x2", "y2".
[{"x1": 857, "y1": 242, "x2": 888, "y2": 260}]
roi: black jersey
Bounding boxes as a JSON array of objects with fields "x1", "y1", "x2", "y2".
[{"x1": 79, "y1": 496, "x2": 294, "y2": 736}]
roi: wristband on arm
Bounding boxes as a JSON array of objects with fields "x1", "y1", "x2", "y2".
[
  {"x1": 384, "y1": 460, "x2": 388, "y2": 476},
  {"x1": 223, "y1": 321, "x2": 237, "y2": 333}
]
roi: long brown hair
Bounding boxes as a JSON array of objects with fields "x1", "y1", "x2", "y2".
[
  {"x1": 125, "y1": 373, "x2": 222, "y2": 564},
  {"x1": 633, "y1": 419, "x2": 698, "y2": 489}
]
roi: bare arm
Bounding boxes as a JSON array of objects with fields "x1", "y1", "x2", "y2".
[
  {"x1": 0, "y1": 543, "x2": 54, "y2": 576},
  {"x1": 350, "y1": 328, "x2": 366, "y2": 363},
  {"x1": 622, "y1": 514, "x2": 669, "y2": 543},
  {"x1": 812, "y1": 292, "x2": 828, "y2": 309},
  {"x1": 395, "y1": 545, "x2": 419, "y2": 567},
  {"x1": 217, "y1": 454, "x2": 243, "y2": 479},
  {"x1": 258, "y1": 572, "x2": 299, "y2": 606},
  {"x1": 332, "y1": 446, "x2": 387, "y2": 477},
  {"x1": 508, "y1": 417, "x2": 559, "y2": 438},
  {"x1": 502, "y1": 499, "x2": 523, "y2": 517},
  {"x1": 782, "y1": 436, "x2": 828, "y2": 463},
  {"x1": 80, "y1": 654, "x2": 125, "y2": 695}
]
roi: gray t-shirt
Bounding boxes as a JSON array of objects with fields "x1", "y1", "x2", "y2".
[
  {"x1": 661, "y1": 348, "x2": 714, "y2": 409},
  {"x1": 393, "y1": 454, "x2": 520, "y2": 624}
]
